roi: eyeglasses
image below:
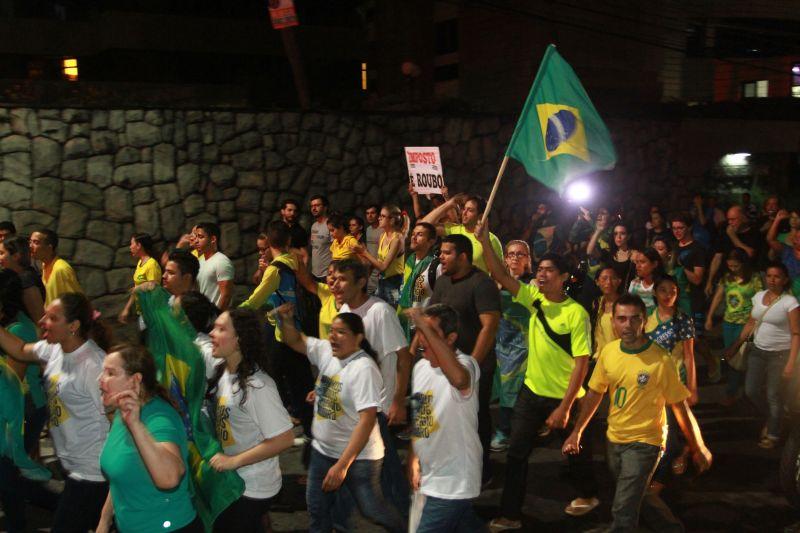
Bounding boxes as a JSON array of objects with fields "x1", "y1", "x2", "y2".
[
  {"x1": 506, "y1": 252, "x2": 529, "y2": 258},
  {"x1": 378, "y1": 214, "x2": 388, "y2": 219}
]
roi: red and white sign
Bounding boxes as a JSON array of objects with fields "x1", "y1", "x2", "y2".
[
  {"x1": 404, "y1": 146, "x2": 445, "y2": 195},
  {"x1": 268, "y1": 0, "x2": 299, "y2": 29}
]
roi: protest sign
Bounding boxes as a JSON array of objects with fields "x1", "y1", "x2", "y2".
[
  {"x1": 404, "y1": 146, "x2": 445, "y2": 195},
  {"x1": 268, "y1": 0, "x2": 299, "y2": 29}
]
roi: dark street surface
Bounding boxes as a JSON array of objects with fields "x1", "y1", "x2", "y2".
[{"x1": 5, "y1": 367, "x2": 800, "y2": 532}]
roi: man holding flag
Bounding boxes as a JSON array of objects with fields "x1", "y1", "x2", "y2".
[{"x1": 481, "y1": 45, "x2": 616, "y2": 530}]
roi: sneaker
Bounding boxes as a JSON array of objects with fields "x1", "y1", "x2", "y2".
[
  {"x1": 488, "y1": 517, "x2": 522, "y2": 531},
  {"x1": 490, "y1": 431, "x2": 509, "y2": 452}
]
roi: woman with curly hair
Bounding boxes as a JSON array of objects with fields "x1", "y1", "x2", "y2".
[{"x1": 206, "y1": 308, "x2": 294, "y2": 532}]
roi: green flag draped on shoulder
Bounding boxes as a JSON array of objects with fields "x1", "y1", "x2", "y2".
[
  {"x1": 506, "y1": 44, "x2": 616, "y2": 192},
  {"x1": 137, "y1": 287, "x2": 243, "y2": 531},
  {"x1": 0, "y1": 358, "x2": 51, "y2": 482}
]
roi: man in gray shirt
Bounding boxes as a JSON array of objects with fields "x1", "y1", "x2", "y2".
[
  {"x1": 309, "y1": 194, "x2": 332, "y2": 281},
  {"x1": 365, "y1": 204, "x2": 383, "y2": 294}
]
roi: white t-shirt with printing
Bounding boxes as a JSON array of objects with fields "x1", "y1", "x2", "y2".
[
  {"x1": 33, "y1": 339, "x2": 108, "y2": 481},
  {"x1": 213, "y1": 369, "x2": 293, "y2": 499},
  {"x1": 340, "y1": 296, "x2": 408, "y2": 413},
  {"x1": 411, "y1": 351, "x2": 481, "y2": 500},
  {"x1": 305, "y1": 337, "x2": 384, "y2": 461}
]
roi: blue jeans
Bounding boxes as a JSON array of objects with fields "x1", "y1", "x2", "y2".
[
  {"x1": 723, "y1": 321, "x2": 745, "y2": 398},
  {"x1": 606, "y1": 442, "x2": 682, "y2": 532},
  {"x1": 306, "y1": 448, "x2": 405, "y2": 533},
  {"x1": 378, "y1": 413, "x2": 410, "y2": 518},
  {"x1": 417, "y1": 496, "x2": 486, "y2": 533},
  {"x1": 745, "y1": 346, "x2": 788, "y2": 438}
]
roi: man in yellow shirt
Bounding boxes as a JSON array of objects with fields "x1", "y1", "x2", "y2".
[
  {"x1": 29, "y1": 229, "x2": 83, "y2": 307},
  {"x1": 563, "y1": 293, "x2": 712, "y2": 532},
  {"x1": 422, "y1": 193, "x2": 503, "y2": 275}
]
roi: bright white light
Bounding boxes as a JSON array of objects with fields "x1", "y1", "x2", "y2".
[
  {"x1": 565, "y1": 181, "x2": 592, "y2": 203},
  {"x1": 163, "y1": 521, "x2": 172, "y2": 528},
  {"x1": 721, "y1": 153, "x2": 751, "y2": 166}
]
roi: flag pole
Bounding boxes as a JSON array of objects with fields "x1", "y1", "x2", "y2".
[{"x1": 479, "y1": 155, "x2": 509, "y2": 227}]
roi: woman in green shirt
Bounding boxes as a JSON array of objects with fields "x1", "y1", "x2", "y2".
[
  {"x1": 97, "y1": 344, "x2": 199, "y2": 533},
  {"x1": 705, "y1": 247, "x2": 762, "y2": 405}
]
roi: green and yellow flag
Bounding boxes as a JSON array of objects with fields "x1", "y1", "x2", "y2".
[
  {"x1": 138, "y1": 288, "x2": 243, "y2": 531},
  {"x1": 0, "y1": 358, "x2": 51, "y2": 482},
  {"x1": 506, "y1": 44, "x2": 616, "y2": 191}
]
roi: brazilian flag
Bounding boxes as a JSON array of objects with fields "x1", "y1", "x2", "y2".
[
  {"x1": 0, "y1": 358, "x2": 50, "y2": 482},
  {"x1": 138, "y1": 288, "x2": 243, "y2": 531},
  {"x1": 506, "y1": 44, "x2": 616, "y2": 191}
]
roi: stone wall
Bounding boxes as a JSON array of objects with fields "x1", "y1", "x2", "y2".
[{"x1": 0, "y1": 106, "x2": 680, "y2": 315}]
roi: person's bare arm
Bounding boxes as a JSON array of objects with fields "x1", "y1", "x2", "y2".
[
  {"x1": 726, "y1": 225, "x2": 755, "y2": 257},
  {"x1": 387, "y1": 347, "x2": 412, "y2": 426},
  {"x1": 356, "y1": 236, "x2": 401, "y2": 272},
  {"x1": 0, "y1": 327, "x2": 38, "y2": 363},
  {"x1": 472, "y1": 311, "x2": 500, "y2": 365},
  {"x1": 767, "y1": 211, "x2": 788, "y2": 253},
  {"x1": 705, "y1": 284, "x2": 724, "y2": 330},
  {"x1": 683, "y1": 338, "x2": 698, "y2": 405},
  {"x1": 21, "y1": 286, "x2": 45, "y2": 324},
  {"x1": 475, "y1": 221, "x2": 520, "y2": 296},
  {"x1": 406, "y1": 308, "x2": 471, "y2": 391},
  {"x1": 547, "y1": 355, "x2": 588, "y2": 429},
  {"x1": 670, "y1": 400, "x2": 712, "y2": 472},
  {"x1": 217, "y1": 280, "x2": 233, "y2": 311},
  {"x1": 322, "y1": 408, "x2": 378, "y2": 492},
  {"x1": 275, "y1": 304, "x2": 308, "y2": 355},
  {"x1": 210, "y1": 429, "x2": 294, "y2": 472},
  {"x1": 562, "y1": 388, "x2": 604, "y2": 455},
  {"x1": 783, "y1": 308, "x2": 800, "y2": 378}
]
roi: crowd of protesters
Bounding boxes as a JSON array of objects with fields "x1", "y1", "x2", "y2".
[{"x1": 2, "y1": 184, "x2": 800, "y2": 533}]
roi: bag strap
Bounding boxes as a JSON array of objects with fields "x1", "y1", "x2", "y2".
[
  {"x1": 531, "y1": 299, "x2": 573, "y2": 356},
  {"x1": 753, "y1": 293, "x2": 783, "y2": 338}
]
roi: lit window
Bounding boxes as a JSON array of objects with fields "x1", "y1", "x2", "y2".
[
  {"x1": 793, "y1": 64, "x2": 800, "y2": 98},
  {"x1": 62, "y1": 57, "x2": 78, "y2": 81},
  {"x1": 361, "y1": 62, "x2": 367, "y2": 91},
  {"x1": 742, "y1": 80, "x2": 768, "y2": 98}
]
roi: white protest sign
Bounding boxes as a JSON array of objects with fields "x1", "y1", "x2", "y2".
[{"x1": 404, "y1": 146, "x2": 445, "y2": 195}]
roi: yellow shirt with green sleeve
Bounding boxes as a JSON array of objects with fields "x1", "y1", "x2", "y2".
[
  {"x1": 514, "y1": 283, "x2": 591, "y2": 399},
  {"x1": 443, "y1": 223, "x2": 503, "y2": 274},
  {"x1": 43, "y1": 257, "x2": 83, "y2": 307},
  {"x1": 589, "y1": 339, "x2": 690, "y2": 447},
  {"x1": 240, "y1": 253, "x2": 297, "y2": 341},
  {"x1": 133, "y1": 257, "x2": 162, "y2": 285},
  {"x1": 330, "y1": 235, "x2": 359, "y2": 261},
  {"x1": 317, "y1": 282, "x2": 338, "y2": 339}
]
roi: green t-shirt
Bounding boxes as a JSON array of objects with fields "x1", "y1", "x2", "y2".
[
  {"x1": 443, "y1": 223, "x2": 503, "y2": 275},
  {"x1": 514, "y1": 283, "x2": 591, "y2": 399},
  {"x1": 7, "y1": 313, "x2": 45, "y2": 409},
  {"x1": 723, "y1": 276, "x2": 763, "y2": 324},
  {"x1": 100, "y1": 397, "x2": 196, "y2": 533}
]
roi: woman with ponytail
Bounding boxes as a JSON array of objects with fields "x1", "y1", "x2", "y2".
[
  {"x1": 276, "y1": 304, "x2": 405, "y2": 533},
  {"x1": 96, "y1": 344, "x2": 199, "y2": 533},
  {"x1": 119, "y1": 232, "x2": 162, "y2": 326},
  {"x1": 205, "y1": 308, "x2": 294, "y2": 532},
  {"x1": 353, "y1": 204, "x2": 406, "y2": 308},
  {"x1": 0, "y1": 292, "x2": 110, "y2": 532}
]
